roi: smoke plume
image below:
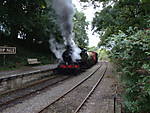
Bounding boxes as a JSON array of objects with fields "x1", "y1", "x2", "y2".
[
  {"x1": 52, "y1": 0, "x2": 74, "y2": 41},
  {"x1": 49, "y1": 0, "x2": 81, "y2": 62},
  {"x1": 49, "y1": 35, "x2": 65, "y2": 60}
]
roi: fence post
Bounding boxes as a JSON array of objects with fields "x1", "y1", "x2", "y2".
[{"x1": 3, "y1": 54, "x2": 6, "y2": 65}]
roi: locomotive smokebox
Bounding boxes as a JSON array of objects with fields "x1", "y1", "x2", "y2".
[{"x1": 62, "y1": 45, "x2": 73, "y2": 64}]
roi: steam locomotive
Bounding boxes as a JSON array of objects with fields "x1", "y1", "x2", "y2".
[{"x1": 55, "y1": 45, "x2": 98, "y2": 73}]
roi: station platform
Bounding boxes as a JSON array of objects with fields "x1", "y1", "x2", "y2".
[{"x1": 0, "y1": 64, "x2": 58, "y2": 80}]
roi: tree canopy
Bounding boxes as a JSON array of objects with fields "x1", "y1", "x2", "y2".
[
  {"x1": 0, "y1": 0, "x2": 88, "y2": 48},
  {"x1": 73, "y1": 10, "x2": 89, "y2": 48},
  {"x1": 91, "y1": 0, "x2": 150, "y2": 47},
  {"x1": 81, "y1": 0, "x2": 150, "y2": 112},
  {"x1": 0, "y1": 0, "x2": 51, "y2": 40}
]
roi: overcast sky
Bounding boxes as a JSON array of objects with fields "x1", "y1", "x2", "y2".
[{"x1": 72, "y1": 0, "x2": 102, "y2": 47}]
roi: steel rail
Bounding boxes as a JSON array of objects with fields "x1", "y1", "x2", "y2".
[
  {"x1": 74, "y1": 63, "x2": 108, "y2": 113},
  {"x1": 38, "y1": 63, "x2": 103, "y2": 113},
  {"x1": 0, "y1": 75, "x2": 70, "y2": 109}
]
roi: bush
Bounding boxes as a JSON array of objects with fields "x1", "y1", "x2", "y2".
[{"x1": 109, "y1": 29, "x2": 150, "y2": 113}]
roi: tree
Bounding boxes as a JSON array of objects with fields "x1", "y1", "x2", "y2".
[
  {"x1": 0, "y1": 0, "x2": 59, "y2": 42},
  {"x1": 80, "y1": 0, "x2": 150, "y2": 112},
  {"x1": 92, "y1": 0, "x2": 150, "y2": 47},
  {"x1": 0, "y1": 0, "x2": 89, "y2": 49},
  {"x1": 80, "y1": 0, "x2": 150, "y2": 47},
  {"x1": 73, "y1": 10, "x2": 89, "y2": 48}
]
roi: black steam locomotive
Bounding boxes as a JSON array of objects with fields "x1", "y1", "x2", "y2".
[{"x1": 55, "y1": 45, "x2": 98, "y2": 73}]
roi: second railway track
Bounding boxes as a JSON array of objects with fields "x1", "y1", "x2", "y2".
[
  {"x1": 0, "y1": 73, "x2": 71, "y2": 111},
  {"x1": 38, "y1": 62, "x2": 107, "y2": 113}
]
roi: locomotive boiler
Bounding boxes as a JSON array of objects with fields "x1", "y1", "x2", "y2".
[{"x1": 56, "y1": 45, "x2": 98, "y2": 73}]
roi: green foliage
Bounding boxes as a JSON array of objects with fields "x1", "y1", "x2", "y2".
[
  {"x1": 109, "y1": 29, "x2": 150, "y2": 113},
  {"x1": 88, "y1": 46, "x2": 98, "y2": 51},
  {"x1": 0, "y1": 0, "x2": 60, "y2": 42},
  {"x1": 0, "y1": 0, "x2": 89, "y2": 48},
  {"x1": 0, "y1": 0, "x2": 90, "y2": 71},
  {"x1": 73, "y1": 10, "x2": 89, "y2": 48},
  {"x1": 97, "y1": 48, "x2": 109, "y2": 60},
  {"x1": 91, "y1": 0, "x2": 150, "y2": 47},
  {"x1": 81, "y1": 0, "x2": 150, "y2": 112}
]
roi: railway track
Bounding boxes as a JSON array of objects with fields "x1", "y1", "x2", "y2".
[
  {"x1": 38, "y1": 62, "x2": 107, "y2": 113},
  {"x1": 0, "y1": 73, "x2": 71, "y2": 111},
  {"x1": 74, "y1": 63, "x2": 107, "y2": 113}
]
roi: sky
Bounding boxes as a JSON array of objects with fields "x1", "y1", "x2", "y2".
[{"x1": 72, "y1": 0, "x2": 102, "y2": 47}]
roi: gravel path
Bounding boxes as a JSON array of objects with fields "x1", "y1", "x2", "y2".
[
  {"x1": 1, "y1": 63, "x2": 101, "y2": 113},
  {"x1": 79, "y1": 62, "x2": 116, "y2": 113}
]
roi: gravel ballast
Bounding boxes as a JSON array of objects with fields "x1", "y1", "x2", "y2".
[{"x1": 1, "y1": 63, "x2": 100, "y2": 113}]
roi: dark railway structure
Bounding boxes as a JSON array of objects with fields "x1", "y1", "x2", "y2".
[{"x1": 56, "y1": 45, "x2": 98, "y2": 73}]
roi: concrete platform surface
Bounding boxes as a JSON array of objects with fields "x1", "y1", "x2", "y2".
[{"x1": 0, "y1": 64, "x2": 58, "y2": 80}]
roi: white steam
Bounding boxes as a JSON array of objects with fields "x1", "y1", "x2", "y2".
[
  {"x1": 49, "y1": 0, "x2": 81, "y2": 62},
  {"x1": 49, "y1": 35, "x2": 65, "y2": 60},
  {"x1": 66, "y1": 33, "x2": 81, "y2": 62}
]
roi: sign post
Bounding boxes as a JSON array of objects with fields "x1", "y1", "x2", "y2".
[
  {"x1": 0, "y1": 46, "x2": 16, "y2": 65},
  {"x1": 3, "y1": 55, "x2": 6, "y2": 65}
]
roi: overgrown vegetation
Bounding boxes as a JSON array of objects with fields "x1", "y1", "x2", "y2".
[
  {"x1": 97, "y1": 49, "x2": 109, "y2": 61},
  {"x1": 109, "y1": 29, "x2": 150, "y2": 113},
  {"x1": 81, "y1": 0, "x2": 150, "y2": 112}
]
